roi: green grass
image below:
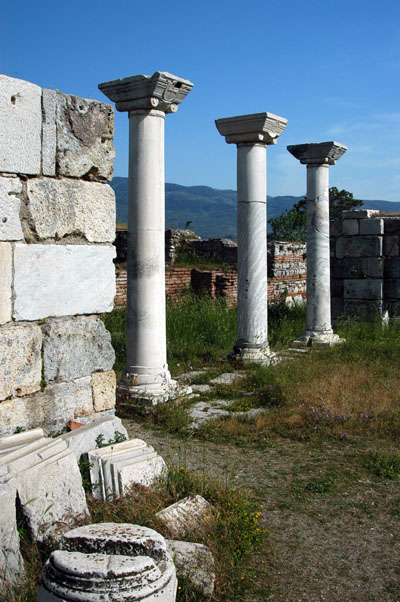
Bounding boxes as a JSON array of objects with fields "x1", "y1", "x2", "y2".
[{"x1": 173, "y1": 250, "x2": 236, "y2": 272}]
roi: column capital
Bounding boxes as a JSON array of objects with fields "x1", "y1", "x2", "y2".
[
  {"x1": 215, "y1": 112, "x2": 287, "y2": 145},
  {"x1": 287, "y1": 141, "x2": 347, "y2": 165},
  {"x1": 98, "y1": 71, "x2": 193, "y2": 114}
]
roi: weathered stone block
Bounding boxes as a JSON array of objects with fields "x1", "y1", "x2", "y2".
[
  {"x1": 61, "y1": 416, "x2": 127, "y2": 460},
  {"x1": 385, "y1": 257, "x2": 400, "y2": 278},
  {"x1": 344, "y1": 279, "x2": 383, "y2": 300},
  {"x1": 384, "y1": 217, "x2": 400, "y2": 234},
  {"x1": 336, "y1": 236, "x2": 382, "y2": 259},
  {"x1": 359, "y1": 218, "x2": 384, "y2": 235},
  {"x1": 166, "y1": 540, "x2": 215, "y2": 599},
  {"x1": 0, "y1": 243, "x2": 12, "y2": 325},
  {"x1": 13, "y1": 243, "x2": 116, "y2": 320},
  {"x1": 385, "y1": 279, "x2": 400, "y2": 299},
  {"x1": 343, "y1": 299, "x2": 383, "y2": 320},
  {"x1": 331, "y1": 257, "x2": 384, "y2": 279},
  {"x1": 0, "y1": 75, "x2": 42, "y2": 175},
  {"x1": 387, "y1": 300, "x2": 400, "y2": 316},
  {"x1": 8, "y1": 443, "x2": 89, "y2": 541},
  {"x1": 383, "y1": 235, "x2": 399, "y2": 257},
  {"x1": 329, "y1": 219, "x2": 342, "y2": 237},
  {"x1": 43, "y1": 316, "x2": 115, "y2": 382},
  {"x1": 342, "y1": 219, "x2": 359, "y2": 235},
  {"x1": 0, "y1": 323, "x2": 42, "y2": 401},
  {"x1": 26, "y1": 178, "x2": 115, "y2": 242},
  {"x1": 41, "y1": 89, "x2": 56, "y2": 176},
  {"x1": 156, "y1": 495, "x2": 212, "y2": 539},
  {"x1": 0, "y1": 176, "x2": 23, "y2": 240},
  {"x1": 56, "y1": 93, "x2": 114, "y2": 181},
  {"x1": 0, "y1": 474, "x2": 24, "y2": 585},
  {"x1": 91, "y1": 370, "x2": 116, "y2": 412},
  {"x1": 0, "y1": 377, "x2": 93, "y2": 434}
]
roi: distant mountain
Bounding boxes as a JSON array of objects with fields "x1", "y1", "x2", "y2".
[{"x1": 110, "y1": 177, "x2": 400, "y2": 239}]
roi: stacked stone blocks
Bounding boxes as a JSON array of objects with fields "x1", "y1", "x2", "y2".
[
  {"x1": 330, "y1": 209, "x2": 400, "y2": 319},
  {"x1": 0, "y1": 74, "x2": 116, "y2": 434}
]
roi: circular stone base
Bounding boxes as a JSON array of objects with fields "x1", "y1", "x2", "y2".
[
  {"x1": 292, "y1": 331, "x2": 345, "y2": 348},
  {"x1": 229, "y1": 346, "x2": 276, "y2": 365},
  {"x1": 117, "y1": 379, "x2": 192, "y2": 407}
]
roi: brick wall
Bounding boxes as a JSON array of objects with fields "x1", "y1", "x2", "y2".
[{"x1": 114, "y1": 240, "x2": 307, "y2": 307}]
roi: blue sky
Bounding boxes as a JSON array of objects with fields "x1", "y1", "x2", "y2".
[{"x1": 1, "y1": 0, "x2": 399, "y2": 201}]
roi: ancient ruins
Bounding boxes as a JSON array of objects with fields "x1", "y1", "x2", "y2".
[{"x1": 1, "y1": 68, "x2": 400, "y2": 600}]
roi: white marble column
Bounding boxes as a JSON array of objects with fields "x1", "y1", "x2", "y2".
[
  {"x1": 287, "y1": 141, "x2": 347, "y2": 347},
  {"x1": 215, "y1": 113, "x2": 287, "y2": 363},
  {"x1": 99, "y1": 72, "x2": 193, "y2": 403}
]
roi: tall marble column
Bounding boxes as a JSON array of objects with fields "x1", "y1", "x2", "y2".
[
  {"x1": 215, "y1": 113, "x2": 287, "y2": 363},
  {"x1": 99, "y1": 72, "x2": 193, "y2": 402},
  {"x1": 287, "y1": 142, "x2": 347, "y2": 346}
]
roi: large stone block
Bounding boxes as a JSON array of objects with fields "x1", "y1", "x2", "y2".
[
  {"x1": 0, "y1": 176, "x2": 24, "y2": 240},
  {"x1": 0, "y1": 474, "x2": 24, "y2": 585},
  {"x1": 0, "y1": 75, "x2": 42, "y2": 175},
  {"x1": 91, "y1": 370, "x2": 116, "y2": 412},
  {"x1": 13, "y1": 243, "x2": 116, "y2": 320},
  {"x1": 0, "y1": 323, "x2": 42, "y2": 401},
  {"x1": 43, "y1": 316, "x2": 115, "y2": 382},
  {"x1": 56, "y1": 93, "x2": 114, "y2": 181},
  {"x1": 331, "y1": 257, "x2": 384, "y2": 279},
  {"x1": 0, "y1": 377, "x2": 93, "y2": 434},
  {"x1": 342, "y1": 219, "x2": 359, "y2": 235},
  {"x1": 329, "y1": 219, "x2": 342, "y2": 237},
  {"x1": 336, "y1": 235, "x2": 382, "y2": 259},
  {"x1": 156, "y1": 495, "x2": 212, "y2": 539},
  {"x1": 359, "y1": 218, "x2": 384, "y2": 235},
  {"x1": 384, "y1": 217, "x2": 400, "y2": 234},
  {"x1": 5, "y1": 440, "x2": 89, "y2": 541},
  {"x1": 343, "y1": 299, "x2": 383, "y2": 320},
  {"x1": 385, "y1": 257, "x2": 400, "y2": 278},
  {"x1": 61, "y1": 416, "x2": 127, "y2": 460},
  {"x1": 166, "y1": 540, "x2": 215, "y2": 598},
  {"x1": 344, "y1": 279, "x2": 383, "y2": 300},
  {"x1": 383, "y1": 235, "x2": 399, "y2": 257},
  {"x1": 0, "y1": 243, "x2": 12, "y2": 325},
  {"x1": 41, "y1": 88, "x2": 57, "y2": 176},
  {"x1": 26, "y1": 178, "x2": 115, "y2": 242},
  {"x1": 385, "y1": 279, "x2": 400, "y2": 299}
]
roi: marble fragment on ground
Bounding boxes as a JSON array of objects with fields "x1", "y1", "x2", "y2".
[
  {"x1": 209, "y1": 372, "x2": 245, "y2": 385},
  {"x1": 61, "y1": 416, "x2": 128, "y2": 459},
  {"x1": 37, "y1": 523, "x2": 177, "y2": 601},
  {"x1": 166, "y1": 539, "x2": 215, "y2": 598},
  {"x1": 0, "y1": 430, "x2": 89, "y2": 541},
  {"x1": 156, "y1": 495, "x2": 211, "y2": 538},
  {"x1": 88, "y1": 438, "x2": 166, "y2": 500}
]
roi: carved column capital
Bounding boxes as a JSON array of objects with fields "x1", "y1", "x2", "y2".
[
  {"x1": 287, "y1": 141, "x2": 347, "y2": 165},
  {"x1": 215, "y1": 112, "x2": 287, "y2": 145},
  {"x1": 99, "y1": 71, "x2": 193, "y2": 114}
]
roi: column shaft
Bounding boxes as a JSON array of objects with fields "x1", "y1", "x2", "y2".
[
  {"x1": 236, "y1": 144, "x2": 269, "y2": 349},
  {"x1": 125, "y1": 109, "x2": 170, "y2": 387},
  {"x1": 305, "y1": 164, "x2": 333, "y2": 336}
]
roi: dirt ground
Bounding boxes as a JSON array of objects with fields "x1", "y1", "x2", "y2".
[{"x1": 125, "y1": 420, "x2": 400, "y2": 602}]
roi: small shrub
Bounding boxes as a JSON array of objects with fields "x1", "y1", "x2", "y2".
[{"x1": 305, "y1": 474, "x2": 337, "y2": 493}]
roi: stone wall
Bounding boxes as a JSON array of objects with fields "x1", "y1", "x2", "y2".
[
  {"x1": 330, "y1": 209, "x2": 400, "y2": 320},
  {"x1": 0, "y1": 74, "x2": 116, "y2": 434}
]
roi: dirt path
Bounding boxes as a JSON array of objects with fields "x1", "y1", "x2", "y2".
[{"x1": 124, "y1": 420, "x2": 400, "y2": 602}]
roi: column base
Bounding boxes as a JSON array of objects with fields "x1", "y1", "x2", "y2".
[
  {"x1": 117, "y1": 370, "x2": 192, "y2": 408},
  {"x1": 292, "y1": 330, "x2": 345, "y2": 348},
  {"x1": 228, "y1": 344, "x2": 276, "y2": 365}
]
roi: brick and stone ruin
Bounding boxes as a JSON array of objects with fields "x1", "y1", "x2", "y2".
[{"x1": 1, "y1": 69, "x2": 400, "y2": 599}]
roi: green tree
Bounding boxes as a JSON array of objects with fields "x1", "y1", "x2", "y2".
[{"x1": 268, "y1": 188, "x2": 362, "y2": 241}]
